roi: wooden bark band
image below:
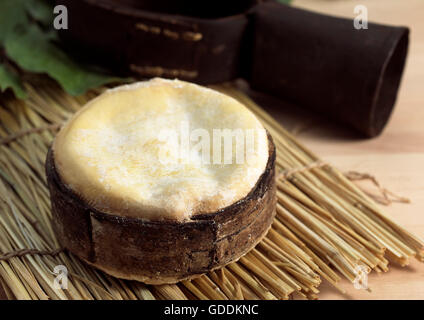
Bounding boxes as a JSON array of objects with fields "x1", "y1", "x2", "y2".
[{"x1": 45, "y1": 134, "x2": 277, "y2": 284}]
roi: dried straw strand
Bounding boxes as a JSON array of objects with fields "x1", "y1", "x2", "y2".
[{"x1": 0, "y1": 80, "x2": 421, "y2": 300}]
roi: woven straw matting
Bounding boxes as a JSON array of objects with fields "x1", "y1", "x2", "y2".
[{"x1": 0, "y1": 80, "x2": 422, "y2": 300}]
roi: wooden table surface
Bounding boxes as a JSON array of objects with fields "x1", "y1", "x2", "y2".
[
  {"x1": 263, "y1": 0, "x2": 424, "y2": 299},
  {"x1": 1, "y1": 0, "x2": 422, "y2": 301}
]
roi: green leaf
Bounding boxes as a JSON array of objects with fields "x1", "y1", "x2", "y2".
[
  {"x1": 0, "y1": 63, "x2": 27, "y2": 99},
  {"x1": 0, "y1": 0, "x2": 120, "y2": 98},
  {"x1": 277, "y1": 0, "x2": 292, "y2": 4},
  {"x1": 0, "y1": 0, "x2": 28, "y2": 43},
  {"x1": 0, "y1": 0, "x2": 54, "y2": 43},
  {"x1": 4, "y1": 24, "x2": 118, "y2": 96},
  {"x1": 25, "y1": 0, "x2": 54, "y2": 26}
]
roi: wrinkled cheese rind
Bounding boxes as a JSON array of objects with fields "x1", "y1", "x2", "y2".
[{"x1": 53, "y1": 78, "x2": 269, "y2": 221}]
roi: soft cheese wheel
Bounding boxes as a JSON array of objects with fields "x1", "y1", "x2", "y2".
[
  {"x1": 53, "y1": 78, "x2": 269, "y2": 221},
  {"x1": 47, "y1": 78, "x2": 276, "y2": 284}
]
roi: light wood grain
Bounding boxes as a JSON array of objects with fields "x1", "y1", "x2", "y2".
[
  {"x1": 1, "y1": 0, "x2": 422, "y2": 300},
  {"x1": 271, "y1": 0, "x2": 424, "y2": 299}
]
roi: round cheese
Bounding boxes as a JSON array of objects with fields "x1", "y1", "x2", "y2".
[{"x1": 53, "y1": 78, "x2": 268, "y2": 221}]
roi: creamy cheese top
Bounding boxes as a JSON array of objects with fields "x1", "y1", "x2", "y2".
[{"x1": 53, "y1": 78, "x2": 269, "y2": 221}]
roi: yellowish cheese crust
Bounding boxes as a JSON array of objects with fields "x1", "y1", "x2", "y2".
[{"x1": 53, "y1": 78, "x2": 269, "y2": 221}]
